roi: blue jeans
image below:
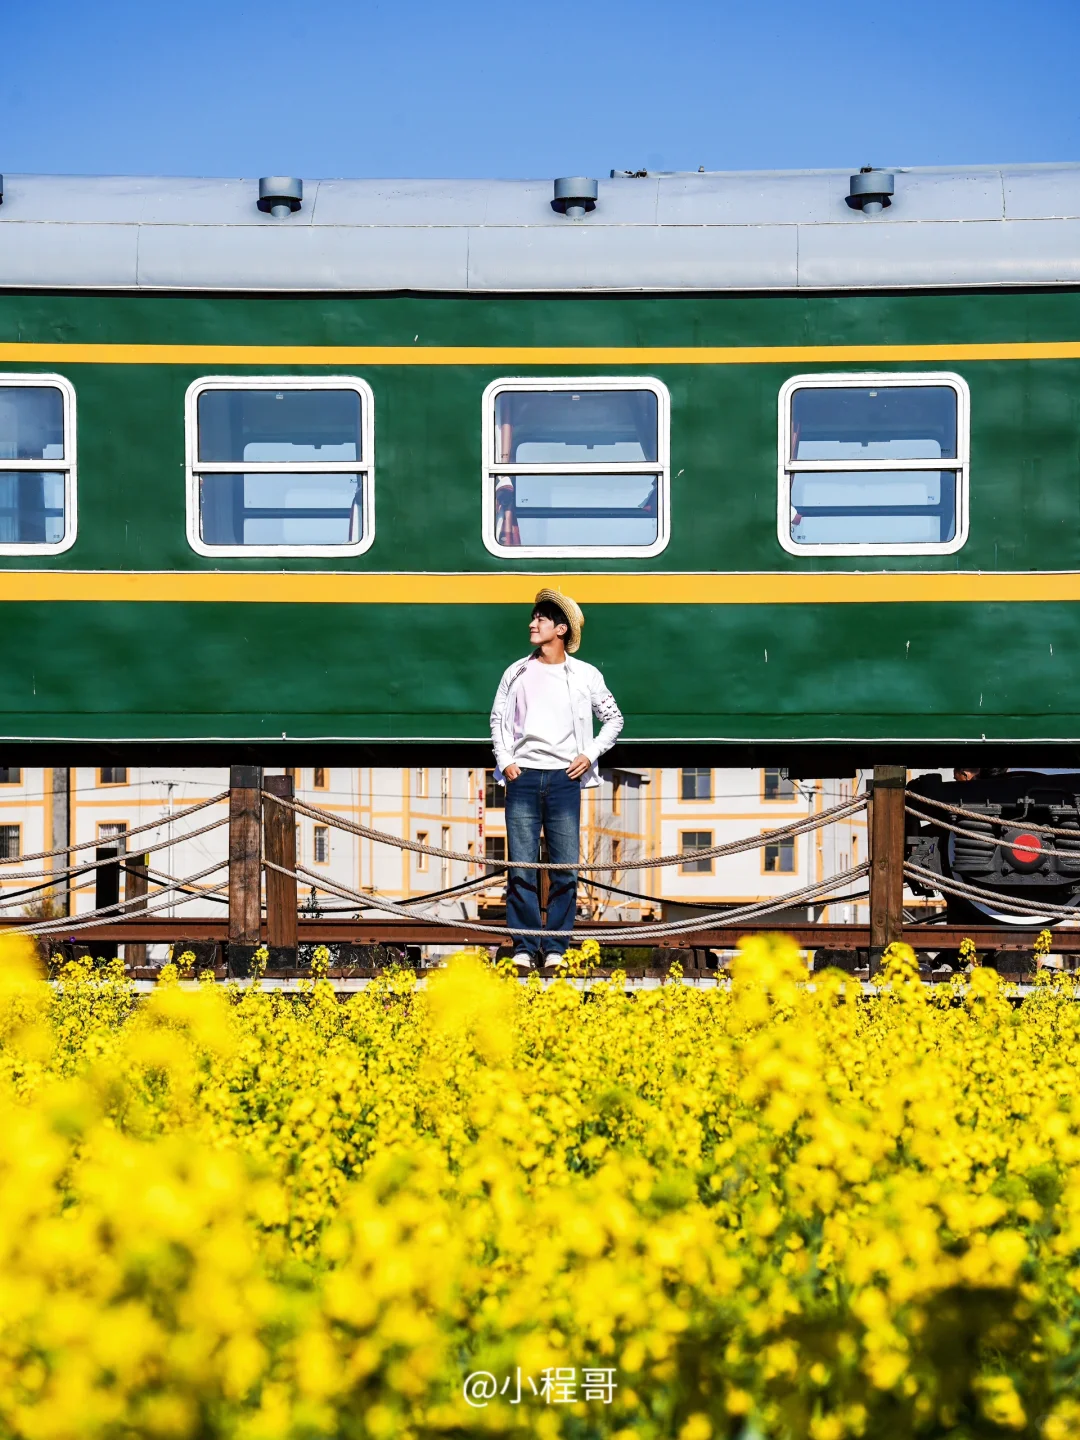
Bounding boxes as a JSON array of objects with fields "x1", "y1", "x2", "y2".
[{"x1": 504, "y1": 768, "x2": 581, "y2": 957}]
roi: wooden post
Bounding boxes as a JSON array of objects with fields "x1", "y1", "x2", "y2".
[
  {"x1": 124, "y1": 850, "x2": 149, "y2": 970},
  {"x1": 869, "y1": 763, "x2": 906, "y2": 969},
  {"x1": 263, "y1": 774, "x2": 298, "y2": 966},
  {"x1": 538, "y1": 838, "x2": 551, "y2": 926},
  {"x1": 228, "y1": 764, "x2": 263, "y2": 975}
]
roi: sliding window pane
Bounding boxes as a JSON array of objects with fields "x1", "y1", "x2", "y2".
[
  {"x1": 199, "y1": 473, "x2": 362, "y2": 547},
  {"x1": 197, "y1": 389, "x2": 362, "y2": 463},
  {"x1": 0, "y1": 386, "x2": 65, "y2": 461},
  {"x1": 790, "y1": 385, "x2": 957, "y2": 461},
  {"x1": 790, "y1": 470, "x2": 957, "y2": 546},
  {"x1": 499, "y1": 474, "x2": 658, "y2": 548},
  {"x1": 495, "y1": 389, "x2": 658, "y2": 463},
  {"x1": 0, "y1": 472, "x2": 66, "y2": 544}
]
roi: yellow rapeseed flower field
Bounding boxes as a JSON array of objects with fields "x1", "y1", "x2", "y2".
[{"x1": 0, "y1": 930, "x2": 1078, "y2": 1439}]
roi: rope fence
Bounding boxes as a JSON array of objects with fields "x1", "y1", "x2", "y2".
[
  {"x1": 0, "y1": 791, "x2": 228, "y2": 869},
  {"x1": 907, "y1": 791, "x2": 1080, "y2": 840},
  {"x1": 0, "y1": 813, "x2": 231, "y2": 884},
  {"x1": 25, "y1": 772, "x2": 1080, "y2": 952},
  {"x1": 264, "y1": 857, "x2": 870, "y2": 943},
  {"x1": 265, "y1": 790, "x2": 867, "y2": 871},
  {"x1": 7, "y1": 861, "x2": 230, "y2": 938},
  {"x1": 904, "y1": 861, "x2": 1080, "y2": 922}
]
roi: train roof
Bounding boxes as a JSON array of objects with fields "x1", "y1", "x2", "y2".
[{"x1": 2, "y1": 164, "x2": 1080, "y2": 294}]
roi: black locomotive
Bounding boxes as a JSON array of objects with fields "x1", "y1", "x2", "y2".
[{"x1": 905, "y1": 772, "x2": 1080, "y2": 923}]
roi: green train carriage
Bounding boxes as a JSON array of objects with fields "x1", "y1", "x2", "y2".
[{"x1": 2, "y1": 164, "x2": 1080, "y2": 781}]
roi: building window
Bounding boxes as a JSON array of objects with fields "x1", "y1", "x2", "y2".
[
  {"x1": 416, "y1": 832, "x2": 429, "y2": 872},
  {"x1": 679, "y1": 831, "x2": 713, "y2": 875},
  {"x1": 313, "y1": 826, "x2": 329, "y2": 864},
  {"x1": 313, "y1": 767, "x2": 328, "y2": 789},
  {"x1": 441, "y1": 826, "x2": 451, "y2": 887},
  {"x1": 484, "y1": 378, "x2": 670, "y2": 558},
  {"x1": 98, "y1": 767, "x2": 128, "y2": 786},
  {"x1": 484, "y1": 835, "x2": 507, "y2": 872},
  {"x1": 484, "y1": 771, "x2": 504, "y2": 809},
  {"x1": 0, "y1": 767, "x2": 20, "y2": 784},
  {"x1": 611, "y1": 837, "x2": 622, "y2": 879},
  {"x1": 186, "y1": 377, "x2": 374, "y2": 557},
  {"x1": 415, "y1": 768, "x2": 428, "y2": 798},
  {"x1": 680, "y1": 767, "x2": 712, "y2": 801},
  {"x1": 764, "y1": 836, "x2": 796, "y2": 873},
  {"x1": 779, "y1": 373, "x2": 968, "y2": 556},
  {"x1": 440, "y1": 768, "x2": 450, "y2": 815},
  {"x1": 763, "y1": 768, "x2": 795, "y2": 802},
  {"x1": 0, "y1": 824, "x2": 20, "y2": 860},
  {"x1": 97, "y1": 823, "x2": 128, "y2": 872},
  {"x1": 0, "y1": 375, "x2": 77, "y2": 556},
  {"x1": 610, "y1": 775, "x2": 622, "y2": 816}
]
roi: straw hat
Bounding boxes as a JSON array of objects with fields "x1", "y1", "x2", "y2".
[{"x1": 534, "y1": 587, "x2": 584, "y2": 654}]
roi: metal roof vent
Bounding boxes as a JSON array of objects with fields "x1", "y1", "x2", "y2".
[
  {"x1": 848, "y1": 167, "x2": 894, "y2": 216},
  {"x1": 258, "y1": 177, "x2": 302, "y2": 218},
  {"x1": 552, "y1": 177, "x2": 598, "y2": 218}
]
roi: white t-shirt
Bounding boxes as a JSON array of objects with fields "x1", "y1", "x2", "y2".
[{"x1": 512, "y1": 658, "x2": 577, "y2": 769}]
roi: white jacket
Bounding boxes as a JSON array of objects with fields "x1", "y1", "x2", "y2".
[{"x1": 489, "y1": 653, "x2": 624, "y2": 789}]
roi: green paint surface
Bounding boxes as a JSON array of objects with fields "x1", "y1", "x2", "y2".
[{"x1": 1, "y1": 288, "x2": 1079, "y2": 743}]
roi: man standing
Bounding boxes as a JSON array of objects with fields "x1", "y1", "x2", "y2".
[{"x1": 489, "y1": 588, "x2": 624, "y2": 970}]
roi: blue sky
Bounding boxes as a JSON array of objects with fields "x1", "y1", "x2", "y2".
[{"x1": 3, "y1": 0, "x2": 1078, "y2": 178}]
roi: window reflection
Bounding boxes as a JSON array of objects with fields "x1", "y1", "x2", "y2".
[
  {"x1": 200, "y1": 473, "x2": 362, "y2": 547},
  {"x1": 0, "y1": 383, "x2": 71, "y2": 550},
  {"x1": 191, "y1": 383, "x2": 371, "y2": 553},
  {"x1": 0, "y1": 473, "x2": 66, "y2": 545},
  {"x1": 785, "y1": 382, "x2": 963, "y2": 550},
  {"x1": 491, "y1": 387, "x2": 662, "y2": 551},
  {"x1": 197, "y1": 389, "x2": 362, "y2": 463}
]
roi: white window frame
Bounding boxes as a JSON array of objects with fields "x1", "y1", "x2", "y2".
[
  {"x1": 185, "y1": 375, "x2": 375, "y2": 559},
  {"x1": 481, "y1": 376, "x2": 670, "y2": 559},
  {"x1": 777, "y1": 372, "x2": 969, "y2": 558},
  {"x1": 0, "y1": 373, "x2": 77, "y2": 556}
]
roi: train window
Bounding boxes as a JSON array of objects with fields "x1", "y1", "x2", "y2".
[
  {"x1": 778, "y1": 373, "x2": 969, "y2": 556},
  {"x1": 185, "y1": 377, "x2": 375, "y2": 557},
  {"x1": 482, "y1": 378, "x2": 670, "y2": 557},
  {"x1": 0, "y1": 375, "x2": 77, "y2": 556}
]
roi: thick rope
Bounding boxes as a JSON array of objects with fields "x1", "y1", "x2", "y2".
[
  {"x1": 907, "y1": 790, "x2": 1080, "y2": 840},
  {"x1": 0, "y1": 791, "x2": 229, "y2": 868},
  {"x1": 265, "y1": 857, "x2": 870, "y2": 942},
  {"x1": 904, "y1": 861, "x2": 1080, "y2": 921},
  {"x1": 0, "y1": 814, "x2": 230, "y2": 883},
  {"x1": 904, "y1": 804, "x2": 1080, "y2": 860},
  {"x1": 265, "y1": 791, "x2": 866, "y2": 872},
  {"x1": 5, "y1": 860, "x2": 228, "y2": 938}
]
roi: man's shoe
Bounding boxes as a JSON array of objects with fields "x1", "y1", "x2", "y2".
[
  {"x1": 543, "y1": 953, "x2": 565, "y2": 971},
  {"x1": 511, "y1": 952, "x2": 533, "y2": 973}
]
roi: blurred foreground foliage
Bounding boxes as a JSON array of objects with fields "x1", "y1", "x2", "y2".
[{"x1": 0, "y1": 933, "x2": 1078, "y2": 1438}]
